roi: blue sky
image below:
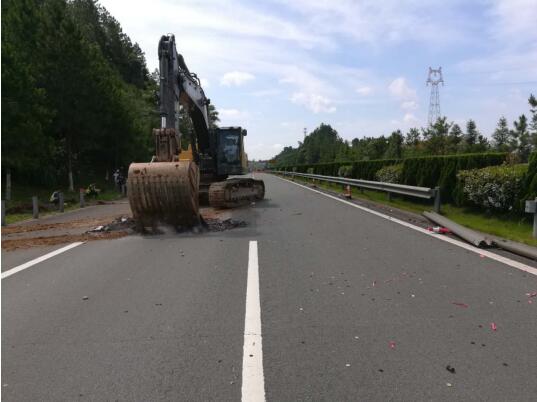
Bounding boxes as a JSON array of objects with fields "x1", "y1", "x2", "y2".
[{"x1": 100, "y1": 0, "x2": 537, "y2": 160}]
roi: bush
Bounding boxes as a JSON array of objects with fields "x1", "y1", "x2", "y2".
[
  {"x1": 375, "y1": 164, "x2": 403, "y2": 183},
  {"x1": 277, "y1": 152, "x2": 508, "y2": 202},
  {"x1": 338, "y1": 165, "x2": 353, "y2": 177},
  {"x1": 521, "y1": 152, "x2": 537, "y2": 201},
  {"x1": 457, "y1": 164, "x2": 527, "y2": 211},
  {"x1": 400, "y1": 152, "x2": 507, "y2": 203}
]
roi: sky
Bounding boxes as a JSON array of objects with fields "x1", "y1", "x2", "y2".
[{"x1": 99, "y1": 0, "x2": 537, "y2": 160}]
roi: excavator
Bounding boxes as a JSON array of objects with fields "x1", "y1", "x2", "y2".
[{"x1": 127, "y1": 34, "x2": 264, "y2": 228}]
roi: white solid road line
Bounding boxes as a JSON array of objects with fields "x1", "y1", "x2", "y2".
[
  {"x1": 242, "y1": 240, "x2": 266, "y2": 402},
  {"x1": 274, "y1": 175, "x2": 537, "y2": 276},
  {"x1": 1, "y1": 242, "x2": 85, "y2": 280}
]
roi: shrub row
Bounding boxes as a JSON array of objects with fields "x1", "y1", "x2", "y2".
[
  {"x1": 457, "y1": 164, "x2": 527, "y2": 211},
  {"x1": 277, "y1": 152, "x2": 508, "y2": 201}
]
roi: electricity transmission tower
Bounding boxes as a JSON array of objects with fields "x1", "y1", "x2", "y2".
[{"x1": 426, "y1": 67, "x2": 444, "y2": 126}]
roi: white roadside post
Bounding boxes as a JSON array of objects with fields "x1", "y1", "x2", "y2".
[
  {"x1": 525, "y1": 198, "x2": 537, "y2": 238},
  {"x1": 32, "y1": 196, "x2": 39, "y2": 219}
]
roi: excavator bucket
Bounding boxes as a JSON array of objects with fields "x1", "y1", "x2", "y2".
[{"x1": 127, "y1": 161, "x2": 200, "y2": 228}]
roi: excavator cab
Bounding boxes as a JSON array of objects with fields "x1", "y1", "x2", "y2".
[{"x1": 215, "y1": 127, "x2": 248, "y2": 176}]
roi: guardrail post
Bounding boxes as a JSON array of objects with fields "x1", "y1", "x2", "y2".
[
  {"x1": 6, "y1": 170, "x2": 11, "y2": 201},
  {"x1": 59, "y1": 192, "x2": 64, "y2": 212},
  {"x1": 526, "y1": 198, "x2": 537, "y2": 238},
  {"x1": 434, "y1": 187, "x2": 441, "y2": 213},
  {"x1": 387, "y1": 192, "x2": 392, "y2": 201},
  {"x1": 80, "y1": 189, "x2": 85, "y2": 208},
  {"x1": 121, "y1": 184, "x2": 127, "y2": 197},
  {"x1": 1, "y1": 200, "x2": 6, "y2": 226},
  {"x1": 32, "y1": 196, "x2": 39, "y2": 219}
]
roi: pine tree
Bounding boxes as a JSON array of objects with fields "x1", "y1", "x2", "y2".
[
  {"x1": 529, "y1": 94, "x2": 537, "y2": 150},
  {"x1": 447, "y1": 123, "x2": 463, "y2": 153},
  {"x1": 464, "y1": 119, "x2": 479, "y2": 150},
  {"x1": 513, "y1": 114, "x2": 530, "y2": 161},
  {"x1": 492, "y1": 116, "x2": 510, "y2": 151}
]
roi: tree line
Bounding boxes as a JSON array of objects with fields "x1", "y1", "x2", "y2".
[
  {"x1": 2, "y1": 0, "x2": 161, "y2": 188},
  {"x1": 273, "y1": 95, "x2": 537, "y2": 166},
  {"x1": 4, "y1": 0, "x2": 218, "y2": 191}
]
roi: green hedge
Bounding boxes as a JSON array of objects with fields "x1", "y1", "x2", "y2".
[
  {"x1": 279, "y1": 158, "x2": 400, "y2": 180},
  {"x1": 277, "y1": 152, "x2": 508, "y2": 202},
  {"x1": 399, "y1": 153, "x2": 507, "y2": 202},
  {"x1": 521, "y1": 152, "x2": 537, "y2": 203},
  {"x1": 457, "y1": 164, "x2": 527, "y2": 211}
]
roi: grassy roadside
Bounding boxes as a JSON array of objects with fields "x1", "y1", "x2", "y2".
[
  {"x1": 286, "y1": 175, "x2": 537, "y2": 247},
  {"x1": 3, "y1": 184, "x2": 124, "y2": 225}
]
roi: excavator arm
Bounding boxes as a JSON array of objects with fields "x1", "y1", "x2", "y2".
[{"x1": 154, "y1": 34, "x2": 210, "y2": 163}]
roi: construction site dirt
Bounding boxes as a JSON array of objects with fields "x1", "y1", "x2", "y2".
[{"x1": 1, "y1": 203, "x2": 247, "y2": 251}]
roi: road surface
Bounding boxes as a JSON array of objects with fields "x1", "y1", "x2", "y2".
[{"x1": 2, "y1": 173, "x2": 537, "y2": 401}]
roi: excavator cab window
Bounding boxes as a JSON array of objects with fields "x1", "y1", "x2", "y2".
[{"x1": 216, "y1": 127, "x2": 244, "y2": 175}]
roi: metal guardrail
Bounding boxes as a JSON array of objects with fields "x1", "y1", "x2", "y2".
[{"x1": 271, "y1": 170, "x2": 441, "y2": 213}]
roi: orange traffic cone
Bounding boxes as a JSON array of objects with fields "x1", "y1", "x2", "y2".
[{"x1": 344, "y1": 184, "x2": 352, "y2": 199}]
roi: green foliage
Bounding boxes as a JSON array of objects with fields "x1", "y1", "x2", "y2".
[
  {"x1": 521, "y1": 152, "x2": 537, "y2": 202},
  {"x1": 400, "y1": 152, "x2": 507, "y2": 202},
  {"x1": 457, "y1": 164, "x2": 527, "y2": 211},
  {"x1": 375, "y1": 164, "x2": 403, "y2": 183},
  {"x1": 2, "y1": 0, "x2": 158, "y2": 187},
  {"x1": 337, "y1": 165, "x2": 353, "y2": 178}
]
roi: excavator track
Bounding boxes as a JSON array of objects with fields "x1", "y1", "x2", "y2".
[
  {"x1": 208, "y1": 178, "x2": 265, "y2": 208},
  {"x1": 127, "y1": 161, "x2": 200, "y2": 228}
]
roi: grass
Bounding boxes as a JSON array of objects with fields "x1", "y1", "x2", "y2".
[
  {"x1": 3, "y1": 182, "x2": 124, "y2": 225},
  {"x1": 288, "y1": 175, "x2": 537, "y2": 247}
]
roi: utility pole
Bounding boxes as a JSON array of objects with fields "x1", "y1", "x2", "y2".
[{"x1": 426, "y1": 67, "x2": 444, "y2": 126}]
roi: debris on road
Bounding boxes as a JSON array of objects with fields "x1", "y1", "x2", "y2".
[
  {"x1": 446, "y1": 365, "x2": 456, "y2": 374},
  {"x1": 389, "y1": 341, "x2": 396, "y2": 349},
  {"x1": 452, "y1": 302, "x2": 469, "y2": 308},
  {"x1": 427, "y1": 226, "x2": 451, "y2": 234},
  {"x1": 490, "y1": 322, "x2": 497, "y2": 331},
  {"x1": 82, "y1": 296, "x2": 89, "y2": 300}
]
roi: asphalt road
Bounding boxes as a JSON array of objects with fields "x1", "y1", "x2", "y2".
[{"x1": 2, "y1": 173, "x2": 537, "y2": 401}]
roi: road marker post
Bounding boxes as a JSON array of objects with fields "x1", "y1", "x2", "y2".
[
  {"x1": 1, "y1": 200, "x2": 6, "y2": 226},
  {"x1": 59, "y1": 192, "x2": 64, "y2": 212},
  {"x1": 434, "y1": 187, "x2": 441, "y2": 213},
  {"x1": 32, "y1": 196, "x2": 39, "y2": 219},
  {"x1": 80, "y1": 189, "x2": 85, "y2": 208},
  {"x1": 525, "y1": 198, "x2": 537, "y2": 238}
]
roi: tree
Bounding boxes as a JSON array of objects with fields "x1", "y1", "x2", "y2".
[
  {"x1": 463, "y1": 119, "x2": 479, "y2": 150},
  {"x1": 513, "y1": 114, "x2": 531, "y2": 161},
  {"x1": 529, "y1": 94, "x2": 537, "y2": 150},
  {"x1": 384, "y1": 130, "x2": 403, "y2": 159},
  {"x1": 423, "y1": 117, "x2": 450, "y2": 155},
  {"x1": 405, "y1": 128, "x2": 420, "y2": 147},
  {"x1": 447, "y1": 123, "x2": 463, "y2": 153},
  {"x1": 208, "y1": 104, "x2": 220, "y2": 129},
  {"x1": 492, "y1": 117, "x2": 510, "y2": 151}
]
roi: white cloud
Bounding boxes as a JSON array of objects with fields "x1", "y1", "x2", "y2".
[
  {"x1": 401, "y1": 100, "x2": 418, "y2": 110},
  {"x1": 272, "y1": 143, "x2": 283, "y2": 149},
  {"x1": 220, "y1": 71, "x2": 255, "y2": 86},
  {"x1": 290, "y1": 92, "x2": 336, "y2": 113},
  {"x1": 389, "y1": 77, "x2": 417, "y2": 101},
  {"x1": 403, "y1": 113, "x2": 419, "y2": 125},
  {"x1": 356, "y1": 86, "x2": 373, "y2": 96},
  {"x1": 200, "y1": 78, "x2": 210, "y2": 88},
  {"x1": 488, "y1": 0, "x2": 537, "y2": 44}
]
